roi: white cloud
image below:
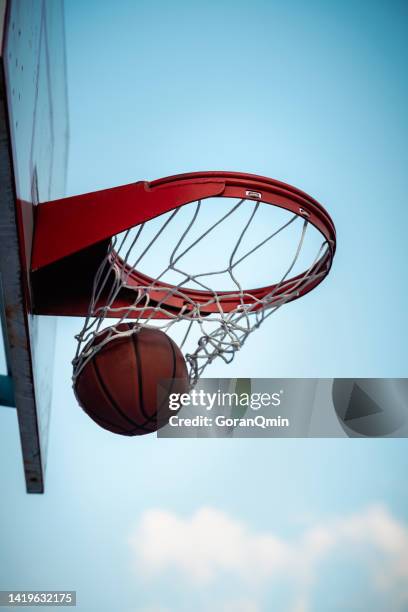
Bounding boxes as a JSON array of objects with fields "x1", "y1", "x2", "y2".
[
  {"x1": 213, "y1": 597, "x2": 261, "y2": 612},
  {"x1": 290, "y1": 595, "x2": 309, "y2": 612},
  {"x1": 139, "y1": 597, "x2": 260, "y2": 612},
  {"x1": 129, "y1": 504, "x2": 408, "y2": 611},
  {"x1": 139, "y1": 607, "x2": 172, "y2": 612},
  {"x1": 131, "y1": 507, "x2": 288, "y2": 583}
]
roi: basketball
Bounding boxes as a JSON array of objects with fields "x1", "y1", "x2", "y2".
[{"x1": 74, "y1": 324, "x2": 189, "y2": 435}]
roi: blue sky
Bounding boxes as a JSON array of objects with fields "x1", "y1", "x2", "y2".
[
  {"x1": 63, "y1": 0, "x2": 408, "y2": 378},
  {"x1": 1, "y1": 1, "x2": 408, "y2": 611}
]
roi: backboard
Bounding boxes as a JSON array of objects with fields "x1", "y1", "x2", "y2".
[{"x1": 0, "y1": 0, "x2": 69, "y2": 492}]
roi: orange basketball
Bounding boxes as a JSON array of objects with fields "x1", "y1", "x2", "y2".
[{"x1": 74, "y1": 324, "x2": 188, "y2": 435}]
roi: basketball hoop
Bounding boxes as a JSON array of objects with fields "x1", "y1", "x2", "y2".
[{"x1": 72, "y1": 172, "x2": 336, "y2": 387}]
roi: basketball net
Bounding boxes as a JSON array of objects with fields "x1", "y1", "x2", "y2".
[{"x1": 72, "y1": 196, "x2": 331, "y2": 387}]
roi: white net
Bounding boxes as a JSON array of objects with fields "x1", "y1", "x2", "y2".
[{"x1": 73, "y1": 196, "x2": 331, "y2": 387}]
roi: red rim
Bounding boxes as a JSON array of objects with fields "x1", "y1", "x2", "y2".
[
  {"x1": 30, "y1": 171, "x2": 336, "y2": 318},
  {"x1": 116, "y1": 171, "x2": 336, "y2": 315}
]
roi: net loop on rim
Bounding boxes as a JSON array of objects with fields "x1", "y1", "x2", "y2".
[{"x1": 73, "y1": 177, "x2": 334, "y2": 387}]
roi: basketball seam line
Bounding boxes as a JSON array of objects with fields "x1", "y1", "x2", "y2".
[
  {"x1": 132, "y1": 330, "x2": 156, "y2": 427},
  {"x1": 92, "y1": 354, "x2": 150, "y2": 434},
  {"x1": 156, "y1": 335, "x2": 180, "y2": 420},
  {"x1": 77, "y1": 379, "x2": 131, "y2": 435}
]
